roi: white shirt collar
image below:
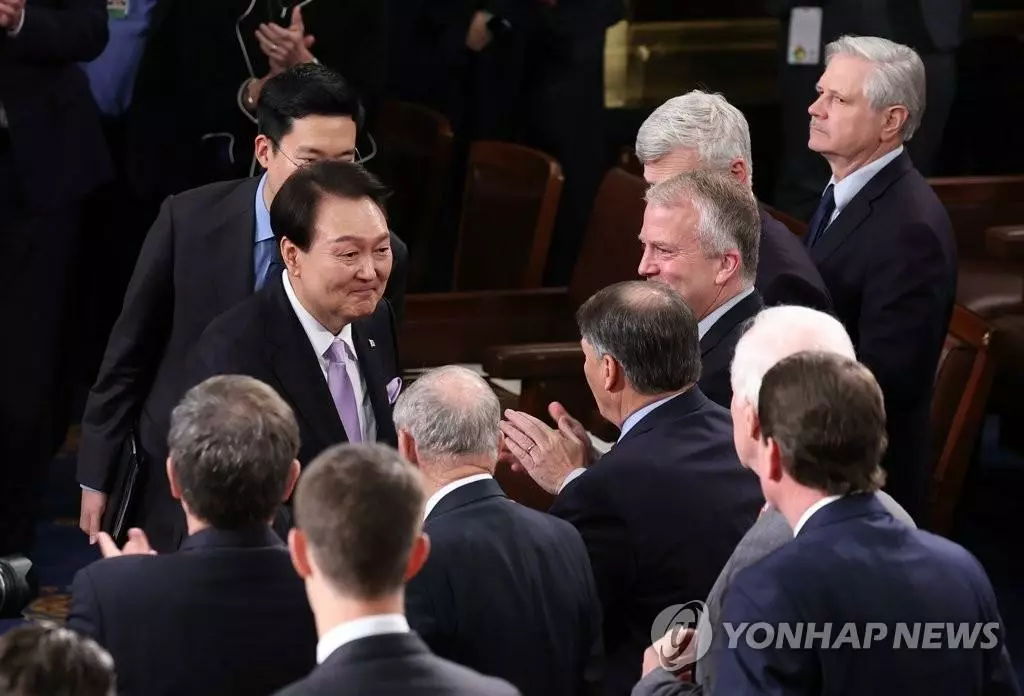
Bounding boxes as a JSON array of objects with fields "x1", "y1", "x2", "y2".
[
  {"x1": 698, "y1": 286, "x2": 755, "y2": 340},
  {"x1": 316, "y1": 614, "x2": 409, "y2": 664},
  {"x1": 828, "y1": 145, "x2": 904, "y2": 222},
  {"x1": 423, "y1": 473, "x2": 493, "y2": 519},
  {"x1": 281, "y1": 271, "x2": 356, "y2": 361},
  {"x1": 792, "y1": 495, "x2": 843, "y2": 537}
]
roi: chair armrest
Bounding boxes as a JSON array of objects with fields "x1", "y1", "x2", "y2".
[
  {"x1": 483, "y1": 342, "x2": 583, "y2": 379},
  {"x1": 985, "y1": 225, "x2": 1024, "y2": 263},
  {"x1": 401, "y1": 288, "x2": 573, "y2": 367}
]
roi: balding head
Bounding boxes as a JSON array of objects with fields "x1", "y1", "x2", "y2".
[{"x1": 393, "y1": 366, "x2": 502, "y2": 475}]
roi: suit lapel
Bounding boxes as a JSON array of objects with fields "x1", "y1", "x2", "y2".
[
  {"x1": 700, "y1": 292, "x2": 763, "y2": 358},
  {"x1": 810, "y1": 152, "x2": 914, "y2": 264},
  {"x1": 206, "y1": 178, "x2": 260, "y2": 308},
  {"x1": 264, "y1": 279, "x2": 347, "y2": 457},
  {"x1": 352, "y1": 314, "x2": 397, "y2": 445}
]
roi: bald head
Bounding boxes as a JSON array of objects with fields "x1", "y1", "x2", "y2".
[
  {"x1": 730, "y1": 306, "x2": 855, "y2": 411},
  {"x1": 393, "y1": 366, "x2": 501, "y2": 464}
]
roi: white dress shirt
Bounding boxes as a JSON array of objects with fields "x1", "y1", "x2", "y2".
[
  {"x1": 424, "y1": 473, "x2": 493, "y2": 519},
  {"x1": 792, "y1": 495, "x2": 843, "y2": 537},
  {"x1": 0, "y1": 10, "x2": 27, "y2": 129},
  {"x1": 316, "y1": 614, "x2": 410, "y2": 664},
  {"x1": 826, "y1": 145, "x2": 905, "y2": 225},
  {"x1": 282, "y1": 271, "x2": 376, "y2": 442},
  {"x1": 698, "y1": 286, "x2": 756, "y2": 341}
]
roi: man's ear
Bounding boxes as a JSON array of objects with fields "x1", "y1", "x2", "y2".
[
  {"x1": 881, "y1": 105, "x2": 909, "y2": 140},
  {"x1": 729, "y1": 157, "x2": 750, "y2": 187},
  {"x1": 281, "y1": 460, "x2": 301, "y2": 503},
  {"x1": 254, "y1": 134, "x2": 274, "y2": 170},
  {"x1": 166, "y1": 457, "x2": 182, "y2": 501},
  {"x1": 715, "y1": 249, "x2": 742, "y2": 287},
  {"x1": 766, "y1": 437, "x2": 786, "y2": 484},
  {"x1": 603, "y1": 354, "x2": 623, "y2": 393},
  {"x1": 281, "y1": 238, "x2": 300, "y2": 274},
  {"x1": 289, "y1": 528, "x2": 314, "y2": 580},
  {"x1": 747, "y1": 406, "x2": 762, "y2": 443},
  {"x1": 397, "y1": 429, "x2": 417, "y2": 466},
  {"x1": 404, "y1": 533, "x2": 431, "y2": 582}
]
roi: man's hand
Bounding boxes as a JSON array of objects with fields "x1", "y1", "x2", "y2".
[
  {"x1": 502, "y1": 402, "x2": 597, "y2": 475},
  {"x1": 79, "y1": 490, "x2": 108, "y2": 545},
  {"x1": 499, "y1": 408, "x2": 586, "y2": 494},
  {"x1": 0, "y1": 0, "x2": 26, "y2": 31},
  {"x1": 96, "y1": 528, "x2": 156, "y2": 558},
  {"x1": 465, "y1": 10, "x2": 493, "y2": 52},
  {"x1": 643, "y1": 627, "x2": 697, "y2": 681},
  {"x1": 255, "y1": 6, "x2": 316, "y2": 74}
]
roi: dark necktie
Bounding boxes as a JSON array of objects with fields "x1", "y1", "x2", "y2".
[
  {"x1": 257, "y1": 237, "x2": 285, "y2": 290},
  {"x1": 805, "y1": 184, "x2": 836, "y2": 249}
]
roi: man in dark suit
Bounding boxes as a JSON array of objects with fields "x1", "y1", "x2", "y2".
[
  {"x1": 188, "y1": 161, "x2": 401, "y2": 478},
  {"x1": 802, "y1": 37, "x2": 957, "y2": 519},
  {"x1": 0, "y1": 0, "x2": 112, "y2": 566},
  {"x1": 768, "y1": 0, "x2": 968, "y2": 220},
  {"x1": 67, "y1": 375, "x2": 318, "y2": 696},
  {"x1": 711, "y1": 352, "x2": 1020, "y2": 696},
  {"x1": 640, "y1": 170, "x2": 764, "y2": 408},
  {"x1": 278, "y1": 443, "x2": 520, "y2": 696},
  {"x1": 396, "y1": 366, "x2": 604, "y2": 695},
  {"x1": 636, "y1": 90, "x2": 832, "y2": 314},
  {"x1": 632, "y1": 305, "x2": 916, "y2": 696},
  {"x1": 501, "y1": 281, "x2": 763, "y2": 696},
  {"x1": 77, "y1": 64, "x2": 408, "y2": 552}
]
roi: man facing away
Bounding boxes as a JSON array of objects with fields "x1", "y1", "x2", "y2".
[
  {"x1": 713, "y1": 352, "x2": 1020, "y2": 696},
  {"x1": 277, "y1": 443, "x2": 521, "y2": 696},
  {"x1": 396, "y1": 365, "x2": 604, "y2": 695},
  {"x1": 67, "y1": 375, "x2": 318, "y2": 696}
]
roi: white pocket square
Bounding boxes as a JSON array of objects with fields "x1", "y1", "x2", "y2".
[{"x1": 386, "y1": 377, "x2": 403, "y2": 405}]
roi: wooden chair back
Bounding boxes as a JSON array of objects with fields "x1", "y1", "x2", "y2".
[
  {"x1": 453, "y1": 141, "x2": 564, "y2": 291},
  {"x1": 928, "y1": 175, "x2": 1024, "y2": 259}
]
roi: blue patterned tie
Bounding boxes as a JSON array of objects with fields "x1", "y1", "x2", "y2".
[
  {"x1": 257, "y1": 237, "x2": 285, "y2": 290},
  {"x1": 805, "y1": 184, "x2": 836, "y2": 249}
]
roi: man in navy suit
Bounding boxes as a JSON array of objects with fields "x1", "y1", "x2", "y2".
[
  {"x1": 802, "y1": 36, "x2": 957, "y2": 519},
  {"x1": 635, "y1": 90, "x2": 831, "y2": 313},
  {"x1": 397, "y1": 365, "x2": 604, "y2": 695},
  {"x1": 67, "y1": 375, "x2": 318, "y2": 696},
  {"x1": 501, "y1": 280, "x2": 764, "y2": 696},
  {"x1": 712, "y1": 352, "x2": 1020, "y2": 696}
]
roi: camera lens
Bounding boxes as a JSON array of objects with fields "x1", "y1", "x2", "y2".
[{"x1": 0, "y1": 556, "x2": 38, "y2": 619}]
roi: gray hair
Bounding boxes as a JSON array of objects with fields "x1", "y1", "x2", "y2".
[
  {"x1": 393, "y1": 366, "x2": 501, "y2": 459},
  {"x1": 825, "y1": 35, "x2": 926, "y2": 141},
  {"x1": 168, "y1": 375, "x2": 300, "y2": 528},
  {"x1": 644, "y1": 170, "x2": 760, "y2": 285},
  {"x1": 635, "y1": 90, "x2": 755, "y2": 182},
  {"x1": 730, "y1": 305, "x2": 855, "y2": 412}
]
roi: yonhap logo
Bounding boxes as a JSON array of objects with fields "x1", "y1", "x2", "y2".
[{"x1": 650, "y1": 600, "x2": 714, "y2": 671}]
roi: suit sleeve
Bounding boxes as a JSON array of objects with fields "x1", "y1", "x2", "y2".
[
  {"x1": 631, "y1": 668, "x2": 701, "y2": 696},
  {"x1": 66, "y1": 568, "x2": 103, "y2": 643},
  {"x1": 2, "y1": 0, "x2": 108, "y2": 64},
  {"x1": 856, "y1": 221, "x2": 952, "y2": 411},
  {"x1": 77, "y1": 196, "x2": 177, "y2": 491}
]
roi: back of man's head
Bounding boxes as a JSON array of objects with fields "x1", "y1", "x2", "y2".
[
  {"x1": 293, "y1": 443, "x2": 426, "y2": 600},
  {"x1": 759, "y1": 351, "x2": 887, "y2": 495},
  {"x1": 168, "y1": 375, "x2": 300, "y2": 529},
  {"x1": 258, "y1": 63, "x2": 363, "y2": 143},
  {"x1": 0, "y1": 623, "x2": 115, "y2": 696},
  {"x1": 393, "y1": 366, "x2": 501, "y2": 464},
  {"x1": 730, "y1": 305, "x2": 854, "y2": 410},
  {"x1": 576, "y1": 280, "x2": 701, "y2": 395}
]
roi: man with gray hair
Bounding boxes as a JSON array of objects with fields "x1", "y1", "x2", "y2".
[
  {"x1": 395, "y1": 366, "x2": 604, "y2": 696},
  {"x1": 67, "y1": 375, "x2": 317, "y2": 696},
  {"x1": 802, "y1": 35, "x2": 956, "y2": 520},
  {"x1": 640, "y1": 169, "x2": 762, "y2": 407},
  {"x1": 633, "y1": 306, "x2": 915, "y2": 696},
  {"x1": 636, "y1": 90, "x2": 831, "y2": 312}
]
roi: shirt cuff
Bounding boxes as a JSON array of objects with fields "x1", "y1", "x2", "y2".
[
  {"x1": 8, "y1": 8, "x2": 25, "y2": 37},
  {"x1": 558, "y1": 467, "x2": 587, "y2": 494},
  {"x1": 80, "y1": 484, "x2": 102, "y2": 493}
]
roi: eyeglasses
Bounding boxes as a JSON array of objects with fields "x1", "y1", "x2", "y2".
[{"x1": 268, "y1": 133, "x2": 376, "y2": 168}]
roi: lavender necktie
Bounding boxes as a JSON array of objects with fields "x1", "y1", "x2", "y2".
[{"x1": 324, "y1": 341, "x2": 362, "y2": 443}]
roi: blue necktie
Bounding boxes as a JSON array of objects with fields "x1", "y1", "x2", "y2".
[
  {"x1": 257, "y1": 237, "x2": 285, "y2": 290},
  {"x1": 805, "y1": 184, "x2": 836, "y2": 249}
]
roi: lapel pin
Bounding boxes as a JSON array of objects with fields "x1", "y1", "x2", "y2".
[{"x1": 369, "y1": 339, "x2": 376, "y2": 348}]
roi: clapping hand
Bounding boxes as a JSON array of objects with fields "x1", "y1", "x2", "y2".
[
  {"x1": 255, "y1": 6, "x2": 316, "y2": 74},
  {"x1": 0, "y1": 0, "x2": 26, "y2": 31}
]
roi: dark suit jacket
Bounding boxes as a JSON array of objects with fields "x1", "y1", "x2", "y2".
[
  {"x1": 273, "y1": 631, "x2": 521, "y2": 696},
  {"x1": 698, "y1": 292, "x2": 764, "y2": 409},
  {"x1": 78, "y1": 177, "x2": 407, "y2": 550},
  {"x1": 756, "y1": 208, "x2": 832, "y2": 312},
  {"x1": 186, "y1": 271, "x2": 400, "y2": 468},
  {"x1": 550, "y1": 388, "x2": 764, "y2": 696},
  {"x1": 714, "y1": 494, "x2": 1021, "y2": 696},
  {"x1": 0, "y1": 0, "x2": 112, "y2": 209},
  {"x1": 808, "y1": 151, "x2": 957, "y2": 518},
  {"x1": 406, "y1": 477, "x2": 604, "y2": 696},
  {"x1": 67, "y1": 526, "x2": 318, "y2": 696}
]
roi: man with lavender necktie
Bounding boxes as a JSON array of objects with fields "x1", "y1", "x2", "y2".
[{"x1": 186, "y1": 160, "x2": 402, "y2": 500}]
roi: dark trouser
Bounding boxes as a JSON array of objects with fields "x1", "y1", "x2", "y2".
[{"x1": 0, "y1": 132, "x2": 83, "y2": 557}]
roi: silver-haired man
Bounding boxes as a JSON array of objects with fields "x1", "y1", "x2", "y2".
[{"x1": 636, "y1": 90, "x2": 831, "y2": 312}]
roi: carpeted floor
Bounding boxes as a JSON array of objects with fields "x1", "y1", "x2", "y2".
[{"x1": 3, "y1": 418, "x2": 1023, "y2": 686}]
